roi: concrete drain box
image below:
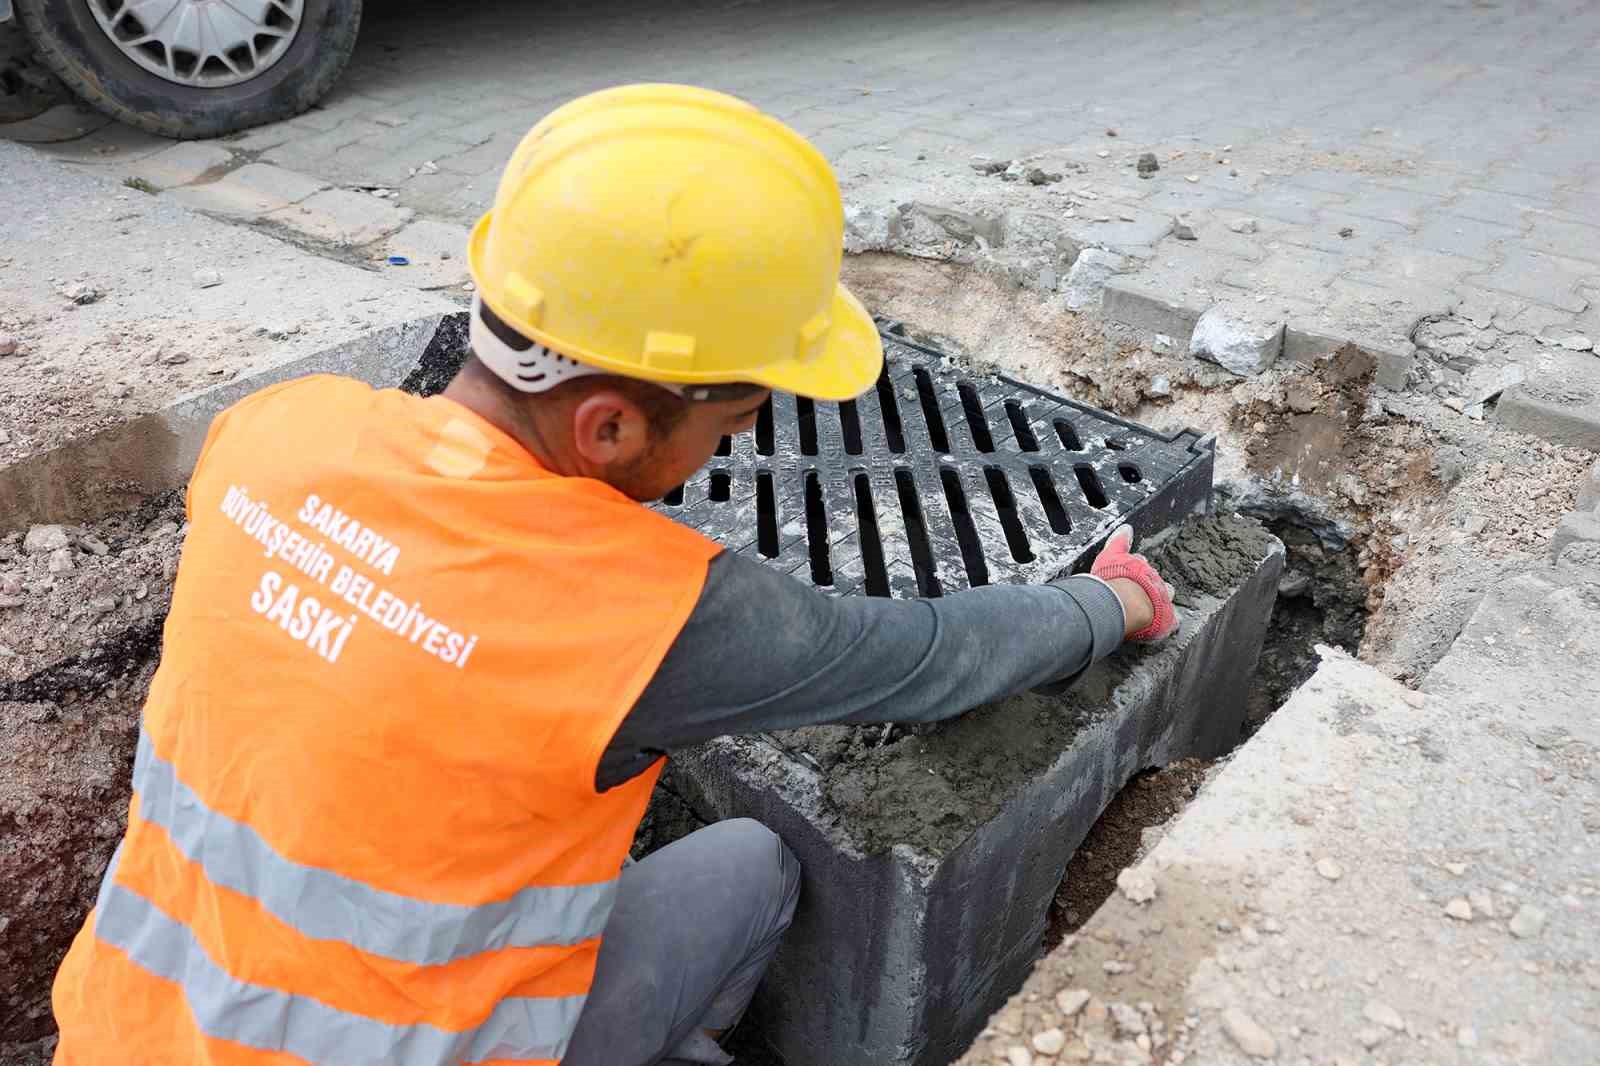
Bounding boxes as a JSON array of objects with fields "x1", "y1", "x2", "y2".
[{"x1": 651, "y1": 330, "x2": 1282, "y2": 1066}]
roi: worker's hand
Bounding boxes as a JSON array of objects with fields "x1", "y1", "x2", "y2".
[{"x1": 1090, "y1": 524, "x2": 1180, "y2": 641}]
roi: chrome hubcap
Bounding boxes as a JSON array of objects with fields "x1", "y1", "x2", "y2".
[{"x1": 88, "y1": 0, "x2": 304, "y2": 88}]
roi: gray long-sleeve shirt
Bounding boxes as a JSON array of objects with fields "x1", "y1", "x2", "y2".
[{"x1": 597, "y1": 553, "x2": 1126, "y2": 790}]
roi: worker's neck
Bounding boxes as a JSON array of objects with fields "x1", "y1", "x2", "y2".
[{"x1": 442, "y1": 362, "x2": 580, "y2": 477}]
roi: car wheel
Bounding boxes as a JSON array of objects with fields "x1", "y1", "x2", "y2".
[{"x1": 14, "y1": 0, "x2": 361, "y2": 139}]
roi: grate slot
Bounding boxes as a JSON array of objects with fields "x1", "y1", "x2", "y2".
[
  {"x1": 875, "y1": 367, "x2": 907, "y2": 454},
  {"x1": 708, "y1": 471, "x2": 731, "y2": 502},
  {"x1": 894, "y1": 469, "x2": 942, "y2": 598},
  {"x1": 663, "y1": 484, "x2": 684, "y2": 506},
  {"x1": 914, "y1": 368, "x2": 952, "y2": 454},
  {"x1": 853, "y1": 474, "x2": 891, "y2": 596},
  {"x1": 840, "y1": 400, "x2": 864, "y2": 456},
  {"x1": 1075, "y1": 464, "x2": 1109, "y2": 509},
  {"x1": 1118, "y1": 463, "x2": 1142, "y2": 484},
  {"x1": 1054, "y1": 418, "x2": 1083, "y2": 451},
  {"x1": 796, "y1": 397, "x2": 818, "y2": 456},
  {"x1": 804, "y1": 472, "x2": 833, "y2": 586},
  {"x1": 756, "y1": 396, "x2": 775, "y2": 456},
  {"x1": 757, "y1": 473, "x2": 779, "y2": 558},
  {"x1": 959, "y1": 383, "x2": 996, "y2": 453},
  {"x1": 714, "y1": 436, "x2": 733, "y2": 457},
  {"x1": 983, "y1": 467, "x2": 1034, "y2": 563},
  {"x1": 1005, "y1": 401, "x2": 1040, "y2": 452},
  {"x1": 1028, "y1": 467, "x2": 1073, "y2": 534},
  {"x1": 939, "y1": 468, "x2": 990, "y2": 587}
]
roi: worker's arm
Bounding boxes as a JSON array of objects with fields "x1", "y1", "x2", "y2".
[{"x1": 596, "y1": 551, "x2": 1132, "y2": 790}]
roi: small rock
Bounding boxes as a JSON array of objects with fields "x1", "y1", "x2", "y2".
[
  {"x1": 1462, "y1": 516, "x2": 1488, "y2": 536},
  {"x1": 1026, "y1": 167, "x2": 1062, "y2": 186},
  {"x1": 192, "y1": 269, "x2": 223, "y2": 289},
  {"x1": 1116, "y1": 868, "x2": 1157, "y2": 904},
  {"x1": 1227, "y1": 217, "x2": 1258, "y2": 234},
  {"x1": 1363, "y1": 1001, "x2": 1405, "y2": 1031},
  {"x1": 1003, "y1": 161, "x2": 1028, "y2": 182},
  {"x1": 1560, "y1": 334, "x2": 1594, "y2": 351},
  {"x1": 162, "y1": 352, "x2": 191, "y2": 366},
  {"x1": 24, "y1": 524, "x2": 70, "y2": 554},
  {"x1": 106, "y1": 382, "x2": 134, "y2": 398},
  {"x1": 0, "y1": 334, "x2": 17, "y2": 357},
  {"x1": 1444, "y1": 898, "x2": 1473, "y2": 921},
  {"x1": 1056, "y1": 989, "x2": 1092, "y2": 1018},
  {"x1": 80, "y1": 535, "x2": 110, "y2": 557},
  {"x1": 60, "y1": 283, "x2": 102, "y2": 305},
  {"x1": 90, "y1": 596, "x2": 118, "y2": 614},
  {"x1": 1151, "y1": 333, "x2": 1174, "y2": 354},
  {"x1": 1110, "y1": 1003, "x2": 1147, "y2": 1038},
  {"x1": 1315, "y1": 858, "x2": 1344, "y2": 881},
  {"x1": 1103, "y1": 960, "x2": 1133, "y2": 975},
  {"x1": 1220, "y1": 1008, "x2": 1277, "y2": 1058},
  {"x1": 1106, "y1": 128, "x2": 1118, "y2": 137},
  {"x1": 1338, "y1": 226, "x2": 1355, "y2": 238},
  {"x1": 1006, "y1": 1045, "x2": 1034, "y2": 1066},
  {"x1": 1184, "y1": 174, "x2": 1199, "y2": 183},
  {"x1": 1137, "y1": 153, "x2": 1160, "y2": 178},
  {"x1": 48, "y1": 547, "x2": 75, "y2": 574},
  {"x1": 1356, "y1": 1027, "x2": 1388, "y2": 1050},
  {"x1": 1508, "y1": 904, "x2": 1546, "y2": 939},
  {"x1": 1443, "y1": 861, "x2": 1468, "y2": 876},
  {"x1": 1172, "y1": 216, "x2": 1198, "y2": 240},
  {"x1": 1147, "y1": 375, "x2": 1172, "y2": 398},
  {"x1": 1032, "y1": 1028, "x2": 1067, "y2": 1056},
  {"x1": 1096, "y1": 149, "x2": 1111, "y2": 158},
  {"x1": 1443, "y1": 396, "x2": 1466, "y2": 412},
  {"x1": 971, "y1": 160, "x2": 1010, "y2": 175}
]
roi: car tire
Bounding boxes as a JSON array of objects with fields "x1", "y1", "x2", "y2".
[{"x1": 14, "y1": 0, "x2": 361, "y2": 139}]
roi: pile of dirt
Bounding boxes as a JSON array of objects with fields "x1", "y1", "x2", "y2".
[{"x1": 0, "y1": 491, "x2": 182, "y2": 1047}]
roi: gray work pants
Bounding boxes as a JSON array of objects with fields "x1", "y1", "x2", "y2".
[{"x1": 561, "y1": 818, "x2": 801, "y2": 1066}]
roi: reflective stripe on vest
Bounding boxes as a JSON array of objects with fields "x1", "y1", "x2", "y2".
[
  {"x1": 94, "y1": 845, "x2": 584, "y2": 1064},
  {"x1": 133, "y1": 729, "x2": 616, "y2": 963}
]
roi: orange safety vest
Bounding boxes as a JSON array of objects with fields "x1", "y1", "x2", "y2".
[{"x1": 51, "y1": 375, "x2": 720, "y2": 1065}]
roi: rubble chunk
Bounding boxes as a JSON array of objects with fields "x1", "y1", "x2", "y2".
[
  {"x1": 1031, "y1": 1028, "x2": 1067, "y2": 1056},
  {"x1": 1056, "y1": 988, "x2": 1092, "y2": 1018},
  {"x1": 1137, "y1": 153, "x2": 1160, "y2": 178},
  {"x1": 1444, "y1": 898, "x2": 1473, "y2": 921},
  {"x1": 1188, "y1": 306, "x2": 1284, "y2": 376},
  {"x1": 1062, "y1": 249, "x2": 1125, "y2": 312},
  {"x1": 1508, "y1": 904, "x2": 1546, "y2": 938},
  {"x1": 1221, "y1": 1008, "x2": 1277, "y2": 1058},
  {"x1": 48, "y1": 548, "x2": 75, "y2": 574},
  {"x1": 24, "y1": 524, "x2": 70, "y2": 554},
  {"x1": 1314, "y1": 857, "x2": 1344, "y2": 881},
  {"x1": 1172, "y1": 216, "x2": 1198, "y2": 240},
  {"x1": 1363, "y1": 1000, "x2": 1405, "y2": 1031},
  {"x1": 1116, "y1": 868, "x2": 1157, "y2": 903},
  {"x1": 192, "y1": 269, "x2": 223, "y2": 289}
]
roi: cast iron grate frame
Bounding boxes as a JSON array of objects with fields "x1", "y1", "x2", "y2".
[{"x1": 654, "y1": 326, "x2": 1215, "y2": 598}]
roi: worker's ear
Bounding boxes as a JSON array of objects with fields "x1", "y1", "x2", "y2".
[{"x1": 570, "y1": 390, "x2": 654, "y2": 467}]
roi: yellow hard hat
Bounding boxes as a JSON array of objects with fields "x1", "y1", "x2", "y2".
[{"x1": 466, "y1": 84, "x2": 883, "y2": 402}]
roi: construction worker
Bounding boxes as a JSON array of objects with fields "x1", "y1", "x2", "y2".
[{"x1": 50, "y1": 85, "x2": 1179, "y2": 1066}]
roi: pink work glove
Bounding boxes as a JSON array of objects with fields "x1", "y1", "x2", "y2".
[{"x1": 1090, "y1": 524, "x2": 1180, "y2": 641}]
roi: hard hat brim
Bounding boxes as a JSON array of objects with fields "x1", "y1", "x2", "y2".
[{"x1": 745, "y1": 283, "x2": 884, "y2": 402}]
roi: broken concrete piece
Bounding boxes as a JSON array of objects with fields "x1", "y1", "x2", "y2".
[
  {"x1": 1444, "y1": 898, "x2": 1473, "y2": 921},
  {"x1": 23, "y1": 524, "x2": 69, "y2": 554},
  {"x1": 1188, "y1": 305, "x2": 1283, "y2": 375},
  {"x1": 47, "y1": 547, "x2": 74, "y2": 573},
  {"x1": 1056, "y1": 989, "x2": 1091, "y2": 1018},
  {"x1": 1578, "y1": 461, "x2": 1600, "y2": 512},
  {"x1": 1560, "y1": 334, "x2": 1594, "y2": 351},
  {"x1": 1172, "y1": 216, "x2": 1197, "y2": 240},
  {"x1": 1315, "y1": 857, "x2": 1343, "y2": 880},
  {"x1": 1363, "y1": 1001, "x2": 1405, "y2": 1031},
  {"x1": 0, "y1": 334, "x2": 16, "y2": 357},
  {"x1": 1228, "y1": 217, "x2": 1258, "y2": 234},
  {"x1": 1030, "y1": 1028, "x2": 1066, "y2": 1055},
  {"x1": 1137, "y1": 153, "x2": 1159, "y2": 178},
  {"x1": 1551, "y1": 511, "x2": 1600, "y2": 561},
  {"x1": 192, "y1": 269, "x2": 222, "y2": 289},
  {"x1": 1062, "y1": 249, "x2": 1125, "y2": 312},
  {"x1": 1508, "y1": 904, "x2": 1547, "y2": 939}
]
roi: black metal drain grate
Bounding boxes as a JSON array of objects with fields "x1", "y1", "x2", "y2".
[{"x1": 655, "y1": 327, "x2": 1214, "y2": 598}]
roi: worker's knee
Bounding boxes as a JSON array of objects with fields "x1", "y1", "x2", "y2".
[{"x1": 703, "y1": 817, "x2": 801, "y2": 932}]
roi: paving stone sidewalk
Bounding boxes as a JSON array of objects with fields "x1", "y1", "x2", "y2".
[{"x1": 6, "y1": 0, "x2": 1600, "y2": 352}]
